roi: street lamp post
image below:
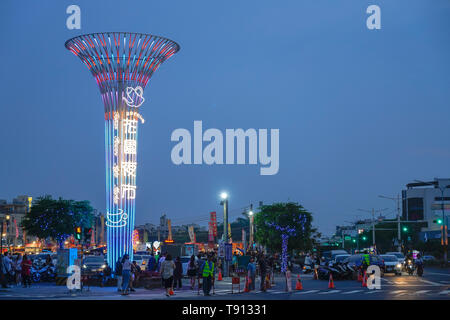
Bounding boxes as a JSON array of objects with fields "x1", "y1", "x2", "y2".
[
  {"x1": 379, "y1": 194, "x2": 402, "y2": 252},
  {"x1": 220, "y1": 192, "x2": 229, "y2": 277},
  {"x1": 248, "y1": 207, "x2": 254, "y2": 252}
]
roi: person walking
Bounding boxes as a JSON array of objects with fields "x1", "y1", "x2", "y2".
[
  {"x1": 173, "y1": 256, "x2": 183, "y2": 290},
  {"x1": 102, "y1": 262, "x2": 112, "y2": 287},
  {"x1": 2, "y1": 252, "x2": 13, "y2": 286},
  {"x1": 115, "y1": 257, "x2": 123, "y2": 292},
  {"x1": 201, "y1": 255, "x2": 214, "y2": 296},
  {"x1": 147, "y1": 252, "x2": 156, "y2": 272},
  {"x1": 0, "y1": 254, "x2": 8, "y2": 288},
  {"x1": 258, "y1": 255, "x2": 267, "y2": 292},
  {"x1": 21, "y1": 254, "x2": 32, "y2": 288},
  {"x1": 187, "y1": 255, "x2": 198, "y2": 289},
  {"x1": 247, "y1": 257, "x2": 256, "y2": 291},
  {"x1": 130, "y1": 261, "x2": 141, "y2": 292},
  {"x1": 121, "y1": 254, "x2": 132, "y2": 295},
  {"x1": 14, "y1": 253, "x2": 22, "y2": 286},
  {"x1": 158, "y1": 252, "x2": 167, "y2": 287},
  {"x1": 160, "y1": 254, "x2": 175, "y2": 297}
]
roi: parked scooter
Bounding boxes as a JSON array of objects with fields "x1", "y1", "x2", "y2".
[{"x1": 31, "y1": 264, "x2": 56, "y2": 282}]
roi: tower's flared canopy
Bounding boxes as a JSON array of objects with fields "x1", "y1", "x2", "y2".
[{"x1": 65, "y1": 32, "x2": 180, "y2": 90}]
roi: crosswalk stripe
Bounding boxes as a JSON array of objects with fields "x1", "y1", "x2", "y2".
[
  {"x1": 415, "y1": 290, "x2": 431, "y2": 294},
  {"x1": 342, "y1": 290, "x2": 363, "y2": 295},
  {"x1": 318, "y1": 290, "x2": 341, "y2": 294},
  {"x1": 438, "y1": 290, "x2": 450, "y2": 295},
  {"x1": 295, "y1": 290, "x2": 319, "y2": 294},
  {"x1": 365, "y1": 290, "x2": 382, "y2": 294},
  {"x1": 391, "y1": 290, "x2": 406, "y2": 294},
  {"x1": 419, "y1": 279, "x2": 442, "y2": 286}
]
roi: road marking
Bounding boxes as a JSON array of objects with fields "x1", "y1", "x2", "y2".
[
  {"x1": 341, "y1": 290, "x2": 363, "y2": 295},
  {"x1": 295, "y1": 290, "x2": 319, "y2": 294},
  {"x1": 438, "y1": 290, "x2": 450, "y2": 295},
  {"x1": 365, "y1": 290, "x2": 382, "y2": 294},
  {"x1": 318, "y1": 290, "x2": 341, "y2": 294},
  {"x1": 440, "y1": 280, "x2": 450, "y2": 284},
  {"x1": 419, "y1": 279, "x2": 443, "y2": 286},
  {"x1": 391, "y1": 290, "x2": 406, "y2": 294},
  {"x1": 424, "y1": 272, "x2": 450, "y2": 277},
  {"x1": 415, "y1": 290, "x2": 431, "y2": 294}
]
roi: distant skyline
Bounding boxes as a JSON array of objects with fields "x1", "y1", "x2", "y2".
[{"x1": 1, "y1": 0, "x2": 449, "y2": 236}]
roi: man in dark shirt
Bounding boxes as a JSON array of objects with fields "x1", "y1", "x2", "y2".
[{"x1": 258, "y1": 255, "x2": 267, "y2": 292}]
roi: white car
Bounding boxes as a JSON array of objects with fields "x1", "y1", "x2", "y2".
[
  {"x1": 380, "y1": 255, "x2": 402, "y2": 275},
  {"x1": 385, "y1": 252, "x2": 405, "y2": 266}
]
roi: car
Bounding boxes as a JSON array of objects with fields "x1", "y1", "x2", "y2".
[
  {"x1": 343, "y1": 254, "x2": 385, "y2": 278},
  {"x1": 380, "y1": 255, "x2": 402, "y2": 275},
  {"x1": 133, "y1": 254, "x2": 151, "y2": 271},
  {"x1": 82, "y1": 255, "x2": 107, "y2": 273},
  {"x1": 322, "y1": 250, "x2": 349, "y2": 262},
  {"x1": 332, "y1": 254, "x2": 351, "y2": 264},
  {"x1": 423, "y1": 255, "x2": 436, "y2": 261},
  {"x1": 385, "y1": 252, "x2": 405, "y2": 266}
]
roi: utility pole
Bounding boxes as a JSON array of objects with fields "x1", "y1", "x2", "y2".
[
  {"x1": 220, "y1": 192, "x2": 229, "y2": 277},
  {"x1": 249, "y1": 204, "x2": 254, "y2": 252},
  {"x1": 358, "y1": 208, "x2": 388, "y2": 249},
  {"x1": 379, "y1": 194, "x2": 402, "y2": 252}
]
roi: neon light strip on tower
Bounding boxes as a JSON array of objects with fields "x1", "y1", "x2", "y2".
[{"x1": 65, "y1": 32, "x2": 180, "y2": 270}]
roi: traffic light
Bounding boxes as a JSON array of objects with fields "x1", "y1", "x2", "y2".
[
  {"x1": 433, "y1": 219, "x2": 443, "y2": 225},
  {"x1": 75, "y1": 226, "x2": 82, "y2": 240},
  {"x1": 402, "y1": 226, "x2": 408, "y2": 232},
  {"x1": 352, "y1": 239, "x2": 356, "y2": 243},
  {"x1": 362, "y1": 236, "x2": 367, "y2": 241}
]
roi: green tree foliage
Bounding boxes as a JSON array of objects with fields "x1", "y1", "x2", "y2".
[
  {"x1": 21, "y1": 195, "x2": 94, "y2": 247},
  {"x1": 254, "y1": 202, "x2": 314, "y2": 252}
]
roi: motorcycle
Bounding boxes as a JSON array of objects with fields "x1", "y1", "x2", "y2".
[
  {"x1": 318, "y1": 262, "x2": 344, "y2": 280},
  {"x1": 31, "y1": 264, "x2": 56, "y2": 282},
  {"x1": 405, "y1": 259, "x2": 415, "y2": 275},
  {"x1": 302, "y1": 263, "x2": 314, "y2": 274},
  {"x1": 415, "y1": 261, "x2": 424, "y2": 277}
]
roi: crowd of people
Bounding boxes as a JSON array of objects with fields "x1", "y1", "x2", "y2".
[{"x1": 0, "y1": 252, "x2": 33, "y2": 288}]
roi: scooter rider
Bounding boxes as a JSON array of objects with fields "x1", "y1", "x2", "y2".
[{"x1": 415, "y1": 254, "x2": 424, "y2": 276}]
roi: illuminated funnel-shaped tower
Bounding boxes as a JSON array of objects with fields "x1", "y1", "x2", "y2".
[{"x1": 65, "y1": 33, "x2": 179, "y2": 268}]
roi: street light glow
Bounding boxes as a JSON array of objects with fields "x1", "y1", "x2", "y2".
[
  {"x1": 220, "y1": 192, "x2": 228, "y2": 200},
  {"x1": 249, "y1": 210, "x2": 254, "y2": 216}
]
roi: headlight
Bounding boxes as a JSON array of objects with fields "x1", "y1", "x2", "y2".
[
  {"x1": 101, "y1": 264, "x2": 106, "y2": 269},
  {"x1": 396, "y1": 264, "x2": 401, "y2": 268},
  {"x1": 82, "y1": 264, "x2": 87, "y2": 268}
]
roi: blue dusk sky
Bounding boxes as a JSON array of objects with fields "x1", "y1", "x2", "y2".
[{"x1": 0, "y1": 0, "x2": 449, "y2": 235}]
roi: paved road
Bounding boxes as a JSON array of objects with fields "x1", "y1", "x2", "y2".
[{"x1": 0, "y1": 268, "x2": 449, "y2": 300}]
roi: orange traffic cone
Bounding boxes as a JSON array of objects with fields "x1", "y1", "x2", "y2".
[
  {"x1": 244, "y1": 276, "x2": 250, "y2": 293},
  {"x1": 362, "y1": 271, "x2": 367, "y2": 287},
  {"x1": 328, "y1": 273, "x2": 335, "y2": 289},
  {"x1": 295, "y1": 275, "x2": 303, "y2": 290},
  {"x1": 357, "y1": 270, "x2": 363, "y2": 282},
  {"x1": 218, "y1": 270, "x2": 223, "y2": 281}
]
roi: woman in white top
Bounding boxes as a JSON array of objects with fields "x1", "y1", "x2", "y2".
[{"x1": 160, "y1": 254, "x2": 175, "y2": 297}]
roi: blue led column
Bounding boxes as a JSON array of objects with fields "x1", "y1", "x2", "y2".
[{"x1": 66, "y1": 32, "x2": 179, "y2": 270}]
